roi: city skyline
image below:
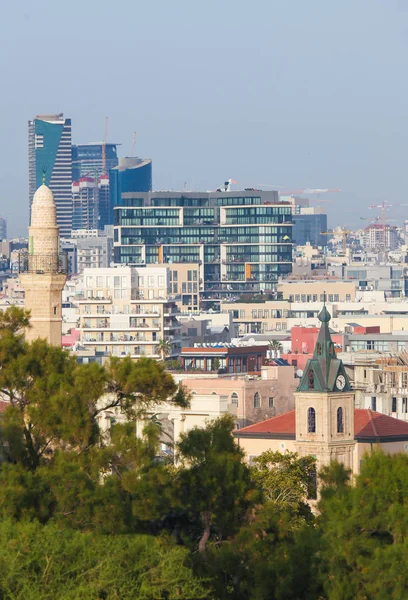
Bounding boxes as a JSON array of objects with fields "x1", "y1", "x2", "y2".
[{"x1": 2, "y1": 1, "x2": 408, "y2": 236}]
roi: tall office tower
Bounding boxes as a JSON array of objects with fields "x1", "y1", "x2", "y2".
[
  {"x1": 109, "y1": 157, "x2": 152, "y2": 223},
  {"x1": 72, "y1": 143, "x2": 119, "y2": 181},
  {"x1": 72, "y1": 178, "x2": 99, "y2": 231},
  {"x1": 28, "y1": 114, "x2": 73, "y2": 238},
  {"x1": 0, "y1": 218, "x2": 7, "y2": 240},
  {"x1": 20, "y1": 182, "x2": 67, "y2": 346}
]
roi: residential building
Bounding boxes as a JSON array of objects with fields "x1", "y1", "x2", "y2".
[
  {"x1": 77, "y1": 235, "x2": 113, "y2": 273},
  {"x1": 363, "y1": 223, "x2": 399, "y2": 251},
  {"x1": 72, "y1": 177, "x2": 99, "y2": 231},
  {"x1": 277, "y1": 280, "x2": 356, "y2": 303},
  {"x1": 178, "y1": 344, "x2": 268, "y2": 374},
  {"x1": 175, "y1": 361, "x2": 297, "y2": 428},
  {"x1": 77, "y1": 266, "x2": 181, "y2": 359},
  {"x1": 114, "y1": 190, "x2": 292, "y2": 301},
  {"x1": 28, "y1": 114, "x2": 73, "y2": 237},
  {"x1": 72, "y1": 143, "x2": 119, "y2": 182}
]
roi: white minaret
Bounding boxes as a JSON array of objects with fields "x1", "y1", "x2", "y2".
[{"x1": 20, "y1": 181, "x2": 67, "y2": 346}]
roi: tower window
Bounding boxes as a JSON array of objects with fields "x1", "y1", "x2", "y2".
[
  {"x1": 392, "y1": 397, "x2": 397, "y2": 413},
  {"x1": 268, "y1": 396, "x2": 274, "y2": 408},
  {"x1": 316, "y1": 343, "x2": 322, "y2": 355},
  {"x1": 308, "y1": 370, "x2": 315, "y2": 390},
  {"x1": 254, "y1": 392, "x2": 260, "y2": 408},
  {"x1": 307, "y1": 407, "x2": 316, "y2": 433},
  {"x1": 337, "y1": 407, "x2": 344, "y2": 433},
  {"x1": 371, "y1": 397, "x2": 377, "y2": 411}
]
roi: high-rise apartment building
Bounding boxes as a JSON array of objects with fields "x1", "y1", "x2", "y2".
[
  {"x1": 72, "y1": 178, "x2": 99, "y2": 231},
  {"x1": 72, "y1": 143, "x2": 119, "y2": 182},
  {"x1": 28, "y1": 114, "x2": 73, "y2": 238},
  {"x1": 113, "y1": 190, "x2": 292, "y2": 302}
]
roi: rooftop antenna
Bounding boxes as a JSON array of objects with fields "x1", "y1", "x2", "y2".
[{"x1": 131, "y1": 132, "x2": 136, "y2": 157}]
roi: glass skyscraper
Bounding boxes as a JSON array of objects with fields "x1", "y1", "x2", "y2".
[
  {"x1": 72, "y1": 143, "x2": 119, "y2": 181},
  {"x1": 109, "y1": 157, "x2": 152, "y2": 224},
  {"x1": 114, "y1": 190, "x2": 292, "y2": 299},
  {"x1": 28, "y1": 114, "x2": 73, "y2": 238}
]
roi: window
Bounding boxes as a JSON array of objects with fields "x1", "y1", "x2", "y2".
[
  {"x1": 240, "y1": 310, "x2": 245, "y2": 318},
  {"x1": 254, "y1": 392, "x2": 260, "y2": 408},
  {"x1": 86, "y1": 276, "x2": 93, "y2": 287},
  {"x1": 121, "y1": 277, "x2": 127, "y2": 288},
  {"x1": 392, "y1": 397, "x2": 397, "y2": 412},
  {"x1": 138, "y1": 276, "x2": 144, "y2": 287},
  {"x1": 148, "y1": 276, "x2": 154, "y2": 287},
  {"x1": 308, "y1": 369, "x2": 315, "y2": 390},
  {"x1": 402, "y1": 372, "x2": 408, "y2": 388},
  {"x1": 114, "y1": 276, "x2": 120, "y2": 287},
  {"x1": 363, "y1": 369, "x2": 367, "y2": 379},
  {"x1": 96, "y1": 276, "x2": 104, "y2": 287},
  {"x1": 403, "y1": 398, "x2": 408, "y2": 413},
  {"x1": 307, "y1": 407, "x2": 316, "y2": 433},
  {"x1": 346, "y1": 294, "x2": 351, "y2": 301},
  {"x1": 312, "y1": 295, "x2": 318, "y2": 302},
  {"x1": 371, "y1": 396, "x2": 376, "y2": 411},
  {"x1": 334, "y1": 294, "x2": 339, "y2": 302},
  {"x1": 231, "y1": 392, "x2": 238, "y2": 405},
  {"x1": 268, "y1": 397, "x2": 274, "y2": 408},
  {"x1": 337, "y1": 407, "x2": 344, "y2": 433},
  {"x1": 158, "y1": 275, "x2": 165, "y2": 287}
]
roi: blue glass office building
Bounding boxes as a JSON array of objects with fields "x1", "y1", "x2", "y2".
[
  {"x1": 109, "y1": 158, "x2": 152, "y2": 224},
  {"x1": 114, "y1": 190, "x2": 292, "y2": 299},
  {"x1": 28, "y1": 114, "x2": 72, "y2": 237},
  {"x1": 292, "y1": 214, "x2": 328, "y2": 247}
]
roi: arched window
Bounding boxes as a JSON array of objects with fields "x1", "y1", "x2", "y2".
[
  {"x1": 231, "y1": 392, "x2": 239, "y2": 406},
  {"x1": 308, "y1": 407, "x2": 316, "y2": 433},
  {"x1": 316, "y1": 342, "x2": 322, "y2": 356},
  {"x1": 337, "y1": 407, "x2": 344, "y2": 433},
  {"x1": 308, "y1": 369, "x2": 315, "y2": 390},
  {"x1": 254, "y1": 392, "x2": 260, "y2": 408}
]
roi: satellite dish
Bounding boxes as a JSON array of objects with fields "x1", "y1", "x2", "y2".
[{"x1": 296, "y1": 369, "x2": 304, "y2": 378}]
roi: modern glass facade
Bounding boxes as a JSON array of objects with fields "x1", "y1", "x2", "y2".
[
  {"x1": 292, "y1": 214, "x2": 327, "y2": 247},
  {"x1": 28, "y1": 114, "x2": 73, "y2": 237},
  {"x1": 114, "y1": 191, "x2": 292, "y2": 299},
  {"x1": 72, "y1": 143, "x2": 119, "y2": 181},
  {"x1": 109, "y1": 158, "x2": 152, "y2": 225}
]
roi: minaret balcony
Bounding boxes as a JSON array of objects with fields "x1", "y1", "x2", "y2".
[{"x1": 18, "y1": 253, "x2": 68, "y2": 275}]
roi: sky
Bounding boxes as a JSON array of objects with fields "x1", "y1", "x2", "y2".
[{"x1": 1, "y1": 0, "x2": 408, "y2": 236}]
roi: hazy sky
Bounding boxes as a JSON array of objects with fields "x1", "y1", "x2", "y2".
[{"x1": 2, "y1": 0, "x2": 408, "y2": 236}]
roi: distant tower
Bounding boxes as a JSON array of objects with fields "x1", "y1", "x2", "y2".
[
  {"x1": 20, "y1": 179, "x2": 67, "y2": 346},
  {"x1": 294, "y1": 301, "x2": 356, "y2": 474}
]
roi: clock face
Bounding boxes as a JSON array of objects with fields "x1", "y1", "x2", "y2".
[{"x1": 336, "y1": 375, "x2": 346, "y2": 391}]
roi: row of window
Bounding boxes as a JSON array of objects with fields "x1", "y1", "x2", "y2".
[{"x1": 289, "y1": 293, "x2": 350, "y2": 303}]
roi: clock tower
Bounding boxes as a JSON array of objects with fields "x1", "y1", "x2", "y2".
[{"x1": 294, "y1": 302, "x2": 356, "y2": 473}]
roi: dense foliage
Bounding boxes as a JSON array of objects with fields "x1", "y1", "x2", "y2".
[{"x1": 0, "y1": 309, "x2": 407, "y2": 598}]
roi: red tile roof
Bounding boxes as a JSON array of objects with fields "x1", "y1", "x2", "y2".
[{"x1": 236, "y1": 409, "x2": 408, "y2": 441}]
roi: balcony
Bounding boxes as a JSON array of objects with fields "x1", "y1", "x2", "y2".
[{"x1": 18, "y1": 253, "x2": 68, "y2": 275}]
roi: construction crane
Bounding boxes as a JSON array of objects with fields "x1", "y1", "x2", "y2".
[
  {"x1": 280, "y1": 188, "x2": 341, "y2": 196},
  {"x1": 131, "y1": 132, "x2": 136, "y2": 157},
  {"x1": 321, "y1": 227, "x2": 353, "y2": 255},
  {"x1": 216, "y1": 178, "x2": 237, "y2": 192},
  {"x1": 101, "y1": 117, "x2": 108, "y2": 176}
]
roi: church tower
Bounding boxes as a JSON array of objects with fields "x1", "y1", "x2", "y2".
[
  {"x1": 20, "y1": 181, "x2": 67, "y2": 346},
  {"x1": 294, "y1": 302, "x2": 355, "y2": 472}
]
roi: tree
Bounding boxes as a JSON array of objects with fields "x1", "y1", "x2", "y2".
[
  {"x1": 268, "y1": 340, "x2": 283, "y2": 355},
  {"x1": 317, "y1": 452, "x2": 408, "y2": 600},
  {"x1": 213, "y1": 357, "x2": 220, "y2": 372},
  {"x1": 251, "y1": 450, "x2": 316, "y2": 527},
  {"x1": 156, "y1": 338, "x2": 171, "y2": 361},
  {"x1": 176, "y1": 414, "x2": 257, "y2": 555}
]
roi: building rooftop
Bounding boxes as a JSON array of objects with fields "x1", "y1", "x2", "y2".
[{"x1": 235, "y1": 409, "x2": 408, "y2": 443}]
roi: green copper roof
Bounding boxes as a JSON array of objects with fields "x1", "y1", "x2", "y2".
[{"x1": 297, "y1": 302, "x2": 351, "y2": 393}]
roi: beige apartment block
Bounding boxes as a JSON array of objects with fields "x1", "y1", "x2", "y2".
[
  {"x1": 78, "y1": 266, "x2": 181, "y2": 359},
  {"x1": 20, "y1": 183, "x2": 67, "y2": 346},
  {"x1": 148, "y1": 263, "x2": 201, "y2": 312},
  {"x1": 278, "y1": 280, "x2": 356, "y2": 303}
]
